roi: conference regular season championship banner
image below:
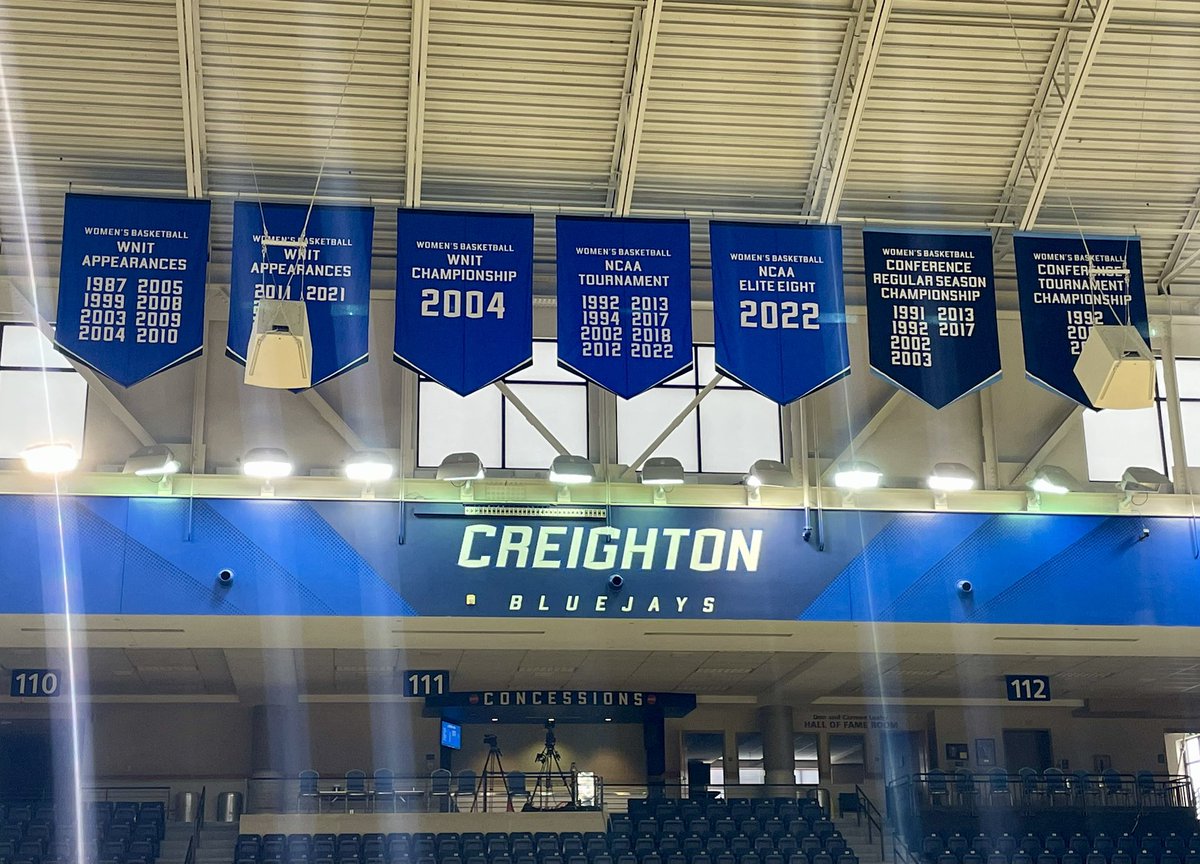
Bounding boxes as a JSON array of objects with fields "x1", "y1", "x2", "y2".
[
  {"x1": 863, "y1": 228, "x2": 1001, "y2": 408},
  {"x1": 227, "y1": 201, "x2": 374, "y2": 387},
  {"x1": 710, "y1": 222, "x2": 849, "y2": 404},
  {"x1": 556, "y1": 216, "x2": 692, "y2": 398},
  {"x1": 393, "y1": 210, "x2": 533, "y2": 395},
  {"x1": 55, "y1": 193, "x2": 211, "y2": 387},
  {"x1": 1013, "y1": 232, "x2": 1149, "y2": 407}
]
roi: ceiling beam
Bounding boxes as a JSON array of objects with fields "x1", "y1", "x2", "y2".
[
  {"x1": 610, "y1": 0, "x2": 663, "y2": 217},
  {"x1": 174, "y1": 0, "x2": 206, "y2": 198},
  {"x1": 803, "y1": 0, "x2": 870, "y2": 215},
  {"x1": 1012, "y1": 405, "x2": 1084, "y2": 487},
  {"x1": 403, "y1": 0, "x2": 431, "y2": 208},
  {"x1": 1017, "y1": 0, "x2": 1116, "y2": 232},
  {"x1": 991, "y1": 0, "x2": 1083, "y2": 237},
  {"x1": 818, "y1": 0, "x2": 894, "y2": 224},
  {"x1": 821, "y1": 390, "x2": 905, "y2": 480},
  {"x1": 1157, "y1": 183, "x2": 1200, "y2": 293}
]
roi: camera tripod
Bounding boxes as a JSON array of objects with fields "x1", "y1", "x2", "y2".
[
  {"x1": 527, "y1": 724, "x2": 577, "y2": 811},
  {"x1": 472, "y1": 737, "x2": 510, "y2": 812}
]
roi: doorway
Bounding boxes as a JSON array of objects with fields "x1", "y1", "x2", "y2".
[{"x1": 1003, "y1": 729, "x2": 1053, "y2": 772}]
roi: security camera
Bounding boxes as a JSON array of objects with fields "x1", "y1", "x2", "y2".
[
  {"x1": 217, "y1": 568, "x2": 234, "y2": 586},
  {"x1": 607, "y1": 574, "x2": 624, "y2": 591},
  {"x1": 1138, "y1": 527, "x2": 1151, "y2": 542},
  {"x1": 802, "y1": 525, "x2": 813, "y2": 543},
  {"x1": 956, "y1": 579, "x2": 973, "y2": 595}
]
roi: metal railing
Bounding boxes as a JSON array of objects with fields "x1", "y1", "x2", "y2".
[
  {"x1": 888, "y1": 771, "x2": 1195, "y2": 829},
  {"x1": 853, "y1": 785, "x2": 887, "y2": 862},
  {"x1": 602, "y1": 783, "x2": 831, "y2": 814},
  {"x1": 194, "y1": 786, "x2": 206, "y2": 850}
]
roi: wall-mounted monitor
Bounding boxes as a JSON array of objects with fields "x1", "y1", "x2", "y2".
[{"x1": 441, "y1": 719, "x2": 462, "y2": 750}]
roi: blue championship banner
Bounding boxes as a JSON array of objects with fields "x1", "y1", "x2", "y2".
[
  {"x1": 393, "y1": 210, "x2": 533, "y2": 394},
  {"x1": 1014, "y1": 233, "x2": 1149, "y2": 406},
  {"x1": 710, "y1": 222, "x2": 849, "y2": 403},
  {"x1": 863, "y1": 228, "x2": 1001, "y2": 408},
  {"x1": 556, "y1": 216, "x2": 692, "y2": 398},
  {"x1": 55, "y1": 193, "x2": 211, "y2": 386},
  {"x1": 226, "y1": 201, "x2": 374, "y2": 387}
]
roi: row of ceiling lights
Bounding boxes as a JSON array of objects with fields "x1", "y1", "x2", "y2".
[{"x1": 15, "y1": 443, "x2": 1167, "y2": 498}]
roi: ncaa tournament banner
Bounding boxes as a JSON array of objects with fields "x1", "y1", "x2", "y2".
[
  {"x1": 556, "y1": 216, "x2": 692, "y2": 398},
  {"x1": 710, "y1": 222, "x2": 849, "y2": 404},
  {"x1": 55, "y1": 193, "x2": 211, "y2": 387},
  {"x1": 226, "y1": 201, "x2": 374, "y2": 387},
  {"x1": 9, "y1": 495, "x2": 1200, "y2": 627},
  {"x1": 393, "y1": 210, "x2": 533, "y2": 394},
  {"x1": 1013, "y1": 232, "x2": 1149, "y2": 407},
  {"x1": 863, "y1": 228, "x2": 1001, "y2": 408}
]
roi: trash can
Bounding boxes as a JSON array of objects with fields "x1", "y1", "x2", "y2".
[
  {"x1": 176, "y1": 791, "x2": 197, "y2": 824},
  {"x1": 217, "y1": 791, "x2": 243, "y2": 822}
]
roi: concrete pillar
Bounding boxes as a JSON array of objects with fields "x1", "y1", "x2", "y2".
[
  {"x1": 644, "y1": 706, "x2": 667, "y2": 798},
  {"x1": 758, "y1": 704, "x2": 796, "y2": 788},
  {"x1": 723, "y1": 728, "x2": 741, "y2": 786}
]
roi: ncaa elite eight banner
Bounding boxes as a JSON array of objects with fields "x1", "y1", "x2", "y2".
[
  {"x1": 55, "y1": 193, "x2": 211, "y2": 387},
  {"x1": 710, "y1": 222, "x2": 849, "y2": 403},
  {"x1": 227, "y1": 201, "x2": 374, "y2": 387},
  {"x1": 556, "y1": 216, "x2": 692, "y2": 398},
  {"x1": 863, "y1": 228, "x2": 1001, "y2": 408},
  {"x1": 393, "y1": 210, "x2": 533, "y2": 394},
  {"x1": 1013, "y1": 233, "x2": 1149, "y2": 407}
]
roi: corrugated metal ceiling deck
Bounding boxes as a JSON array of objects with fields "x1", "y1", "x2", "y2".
[{"x1": 4, "y1": 0, "x2": 1200, "y2": 296}]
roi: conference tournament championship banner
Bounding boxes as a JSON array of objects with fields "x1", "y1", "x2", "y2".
[
  {"x1": 1013, "y1": 232, "x2": 1150, "y2": 407},
  {"x1": 863, "y1": 228, "x2": 1001, "y2": 408},
  {"x1": 393, "y1": 210, "x2": 534, "y2": 395},
  {"x1": 226, "y1": 201, "x2": 375, "y2": 387},
  {"x1": 55, "y1": 193, "x2": 211, "y2": 387},
  {"x1": 556, "y1": 216, "x2": 692, "y2": 398},
  {"x1": 710, "y1": 222, "x2": 849, "y2": 404},
  {"x1": 7, "y1": 496, "x2": 1200, "y2": 626}
]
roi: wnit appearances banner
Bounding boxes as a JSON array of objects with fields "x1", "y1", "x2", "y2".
[
  {"x1": 863, "y1": 228, "x2": 1001, "y2": 408},
  {"x1": 55, "y1": 193, "x2": 211, "y2": 386},
  {"x1": 393, "y1": 210, "x2": 533, "y2": 395},
  {"x1": 710, "y1": 222, "x2": 849, "y2": 404},
  {"x1": 227, "y1": 201, "x2": 374, "y2": 387},
  {"x1": 1013, "y1": 233, "x2": 1149, "y2": 406},
  {"x1": 556, "y1": 216, "x2": 692, "y2": 398}
]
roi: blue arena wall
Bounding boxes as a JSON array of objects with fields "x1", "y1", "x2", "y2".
[{"x1": 2, "y1": 495, "x2": 1197, "y2": 623}]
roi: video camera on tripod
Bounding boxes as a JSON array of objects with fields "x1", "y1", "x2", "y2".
[{"x1": 535, "y1": 719, "x2": 556, "y2": 762}]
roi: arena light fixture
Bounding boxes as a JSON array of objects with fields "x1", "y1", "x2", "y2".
[
  {"x1": 123, "y1": 444, "x2": 180, "y2": 478},
  {"x1": 549, "y1": 454, "x2": 594, "y2": 485},
  {"x1": 242, "y1": 447, "x2": 293, "y2": 480},
  {"x1": 833, "y1": 461, "x2": 882, "y2": 490},
  {"x1": 345, "y1": 451, "x2": 394, "y2": 484},
  {"x1": 1118, "y1": 466, "x2": 1170, "y2": 495},
  {"x1": 21, "y1": 442, "x2": 79, "y2": 476},
  {"x1": 927, "y1": 462, "x2": 976, "y2": 492},
  {"x1": 437, "y1": 451, "x2": 484, "y2": 482},
  {"x1": 744, "y1": 459, "x2": 795, "y2": 489},
  {"x1": 640, "y1": 456, "x2": 685, "y2": 486},
  {"x1": 1028, "y1": 465, "x2": 1075, "y2": 495}
]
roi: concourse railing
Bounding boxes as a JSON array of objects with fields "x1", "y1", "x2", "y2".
[
  {"x1": 601, "y1": 783, "x2": 831, "y2": 815},
  {"x1": 888, "y1": 770, "x2": 1195, "y2": 826}
]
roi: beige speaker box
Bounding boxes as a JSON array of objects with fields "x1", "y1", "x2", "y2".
[
  {"x1": 1073, "y1": 324, "x2": 1154, "y2": 409},
  {"x1": 244, "y1": 298, "x2": 312, "y2": 389}
]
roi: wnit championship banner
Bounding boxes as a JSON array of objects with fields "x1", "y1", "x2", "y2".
[
  {"x1": 863, "y1": 228, "x2": 1001, "y2": 408},
  {"x1": 227, "y1": 201, "x2": 374, "y2": 387},
  {"x1": 393, "y1": 210, "x2": 533, "y2": 394},
  {"x1": 710, "y1": 222, "x2": 849, "y2": 404},
  {"x1": 1013, "y1": 233, "x2": 1149, "y2": 406},
  {"x1": 55, "y1": 193, "x2": 211, "y2": 386},
  {"x1": 556, "y1": 216, "x2": 692, "y2": 398}
]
